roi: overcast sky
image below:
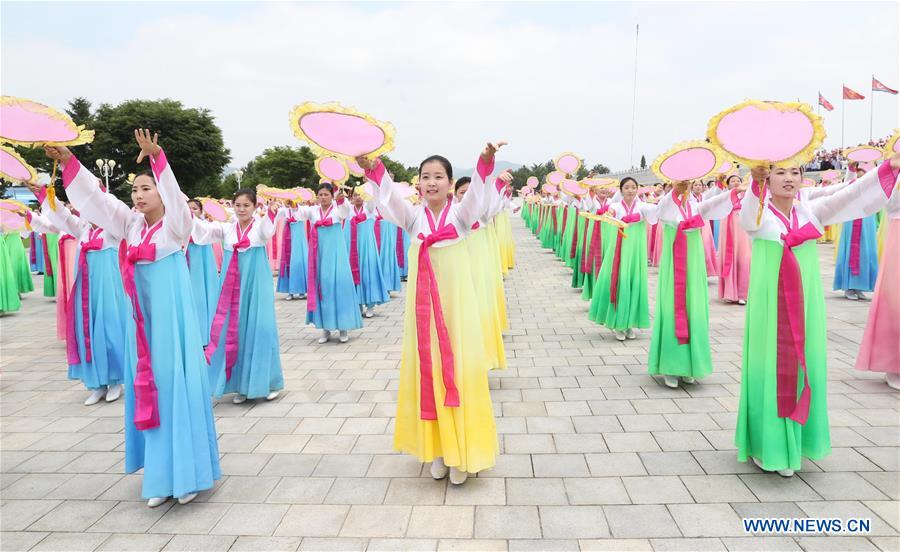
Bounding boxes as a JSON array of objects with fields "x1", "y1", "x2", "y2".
[{"x1": 2, "y1": 1, "x2": 897, "y2": 172}]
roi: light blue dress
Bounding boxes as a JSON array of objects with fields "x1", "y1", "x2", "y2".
[
  {"x1": 307, "y1": 221, "x2": 362, "y2": 331},
  {"x1": 276, "y1": 219, "x2": 309, "y2": 296},
  {"x1": 344, "y1": 209, "x2": 390, "y2": 308},
  {"x1": 186, "y1": 241, "x2": 220, "y2": 340},
  {"x1": 833, "y1": 215, "x2": 878, "y2": 291},
  {"x1": 378, "y1": 218, "x2": 402, "y2": 292}
]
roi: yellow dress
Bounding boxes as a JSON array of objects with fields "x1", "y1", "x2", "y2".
[
  {"x1": 394, "y1": 238, "x2": 499, "y2": 474},
  {"x1": 486, "y1": 221, "x2": 509, "y2": 331},
  {"x1": 464, "y1": 227, "x2": 506, "y2": 370}
]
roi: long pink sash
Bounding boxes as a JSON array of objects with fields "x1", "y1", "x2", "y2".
[
  {"x1": 122, "y1": 221, "x2": 163, "y2": 431},
  {"x1": 66, "y1": 228, "x2": 104, "y2": 364},
  {"x1": 609, "y1": 202, "x2": 640, "y2": 306},
  {"x1": 279, "y1": 216, "x2": 296, "y2": 280},
  {"x1": 720, "y1": 192, "x2": 743, "y2": 279},
  {"x1": 396, "y1": 225, "x2": 405, "y2": 269},
  {"x1": 349, "y1": 209, "x2": 366, "y2": 285},
  {"x1": 306, "y1": 205, "x2": 334, "y2": 313},
  {"x1": 415, "y1": 203, "x2": 460, "y2": 420},
  {"x1": 849, "y1": 218, "x2": 863, "y2": 276},
  {"x1": 769, "y1": 206, "x2": 820, "y2": 425},
  {"x1": 205, "y1": 220, "x2": 254, "y2": 380},
  {"x1": 672, "y1": 196, "x2": 705, "y2": 344}
]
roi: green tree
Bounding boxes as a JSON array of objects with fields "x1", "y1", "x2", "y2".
[
  {"x1": 239, "y1": 145, "x2": 317, "y2": 190},
  {"x1": 89, "y1": 99, "x2": 231, "y2": 200},
  {"x1": 640, "y1": 155, "x2": 646, "y2": 169},
  {"x1": 381, "y1": 156, "x2": 416, "y2": 183}
]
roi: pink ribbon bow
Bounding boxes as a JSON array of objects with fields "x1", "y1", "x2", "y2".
[
  {"x1": 206, "y1": 220, "x2": 254, "y2": 381},
  {"x1": 396, "y1": 225, "x2": 405, "y2": 269},
  {"x1": 66, "y1": 228, "x2": 104, "y2": 365},
  {"x1": 770, "y1": 206, "x2": 821, "y2": 425},
  {"x1": 121, "y1": 221, "x2": 162, "y2": 431},
  {"x1": 349, "y1": 210, "x2": 367, "y2": 285},
  {"x1": 672, "y1": 196, "x2": 705, "y2": 344},
  {"x1": 306, "y1": 206, "x2": 334, "y2": 313},
  {"x1": 415, "y1": 204, "x2": 461, "y2": 420}
]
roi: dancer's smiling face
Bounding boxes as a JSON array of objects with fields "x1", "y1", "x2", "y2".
[
  {"x1": 768, "y1": 166, "x2": 802, "y2": 199},
  {"x1": 232, "y1": 193, "x2": 255, "y2": 224},
  {"x1": 419, "y1": 160, "x2": 451, "y2": 203},
  {"x1": 620, "y1": 179, "x2": 638, "y2": 202}
]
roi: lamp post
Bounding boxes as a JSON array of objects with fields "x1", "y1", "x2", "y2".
[
  {"x1": 234, "y1": 169, "x2": 244, "y2": 189},
  {"x1": 95, "y1": 158, "x2": 116, "y2": 192}
]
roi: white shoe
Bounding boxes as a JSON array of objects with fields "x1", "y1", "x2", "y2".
[
  {"x1": 885, "y1": 373, "x2": 900, "y2": 390},
  {"x1": 777, "y1": 469, "x2": 795, "y2": 478},
  {"x1": 147, "y1": 497, "x2": 168, "y2": 508},
  {"x1": 338, "y1": 331, "x2": 349, "y2": 343},
  {"x1": 266, "y1": 390, "x2": 280, "y2": 401},
  {"x1": 752, "y1": 457, "x2": 795, "y2": 477},
  {"x1": 318, "y1": 331, "x2": 331, "y2": 344},
  {"x1": 625, "y1": 328, "x2": 636, "y2": 340},
  {"x1": 232, "y1": 394, "x2": 247, "y2": 404},
  {"x1": 854, "y1": 290, "x2": 870, "y2": 301},
  {"x1": 430, "y1": 458, "x2": 448, "y2": 480},
  {"x1": 449, "y1": 467, "x2": 468, "y2": 485},
  {"x1": 614, "y1": 330, "x2": 626, "y2": 341},
  {"x1": 177, "y1": 492, "x2": 198, "y2": 505},
  {"x1": 284, "y1": 294, "x2": 295, "y2": 301},
  {"x1": 84, "y1": 388, "x2": 107, "y2": 406},
  {"x1": 298, "y1": 293, "x2": 307, "y2": 299},
  {"x1": 681, "y1": 376, "x2": 697, "y2": 385},
  {"x1": 364, "y1": 307, "x2": 374, "y2": 318},
  {"x1": 844, "y1": 290, "x2": 859, "y2": 300},
  {"x1": 105, "y1": 384, "x2": 123, "y2": 403},
  {"x1": 663, "y1": 376, "x2": 679, "y2": 389},
  {"x1": 738, "y1": 299, "x2": 747, "y2": 305}
]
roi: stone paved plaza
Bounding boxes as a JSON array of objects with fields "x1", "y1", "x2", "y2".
[{"x1": 1, "y1": 217, "x2": 898, "y2": 552}]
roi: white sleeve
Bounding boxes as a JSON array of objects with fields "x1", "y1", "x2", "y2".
[
  {"x1": 812, "y1": 164, "x2": 897, "y2": 227},
  {"x1": 697, "y1": 189, "x2": 738, "y2": 221},
  {"x1": 366, "y1": 163, "x2": 418, "y2": 232},
  {"x1": 455, "y1": 155, "x2": 495, "y2": 230},
  {"x1": 148, "y1": 150, "x2": 192, "y2": 245},
  {"x1": 28, "y1": 210, "x2": 60, "y2": 235},
  {"x1": 40, "y1": 198, "x2": 89, "y2": 237},
  {"x1": 191, "y1": 218, "x2": 226, "y2": 245},
  {"x1": 60, "y1": 156, "x2": 135, "y2": 241}
]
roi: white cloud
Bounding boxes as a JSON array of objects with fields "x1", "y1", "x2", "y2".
[{"x1": 2, "y1": 2, "x2": 896, "y2": 173}]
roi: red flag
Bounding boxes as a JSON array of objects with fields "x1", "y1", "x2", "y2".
[
  {"x1": 843, "y1": 85, "x2": 865, "y2": 100},
  {"x1": 872, "y1": 76, "x2": 898, "y2": 95},
  {"x1": 818, "y1": 92, "x2": 834, "y2": 111}
]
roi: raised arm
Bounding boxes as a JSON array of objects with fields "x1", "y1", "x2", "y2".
[
  {"x1": 812, "y1": 161, "x2": 898, "y2": 226},
  {"x1": 46, "y1": 146, "x2": 133, "y2": 241},
  {"x1": 24, "y1": 180, "x2": 90, "y2": 237},
  {"x1": 360, "y1": 159, "x2": 418, "y2": 232},
  {"x1": 191, "y1": 218, "x2": 226, "y2": 245},
  {"x1": 25, "y1": 209, "x2": 59, "y2": 235},
  {"x1": 697, "y1": 187, "x2": 742, "y2": 221},
  {"x1": 455, "y1": 141, "x2": 506, "y2": 229},
  {"x1": 134, "y1": 130, "x2": 192, "y2": 245}
]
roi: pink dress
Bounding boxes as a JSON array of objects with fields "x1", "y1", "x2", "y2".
[
  {"x1": 650, "y1": 221, "x2": 664, "y2": 267},
  {"x1": 56, "y1": 234, "x2": 78, "y2": 340},
  {"x1": 694, "y1": 193, "x2": 719, "y2": 276},
  {"x1": 716, "y1": 197, "x2": 751, "y2": 302},
  {"x1": 855, "y1": 192, "x2": 900, "y2": 374}
]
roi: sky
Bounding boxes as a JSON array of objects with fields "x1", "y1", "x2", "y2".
[{"x1": 2, "y1": 1, "x2": 898, "y2": 173}]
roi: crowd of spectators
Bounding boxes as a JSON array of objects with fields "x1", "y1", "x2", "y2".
[{"x1": 804, "y1": 136, "x2": 890, "y2": 171}]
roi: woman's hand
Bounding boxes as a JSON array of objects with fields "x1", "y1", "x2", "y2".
[
  {"x1": 481, "y1": 140, "x2": 508, "y2": 162},
  {"x1": 134, "y1": 128, "x2": 162, "y2": 164},
  {"x1": 889, "y1": 152, "x2": 900, "y2": 170},
  {"x1": 355, "y1": 156, "x2": 377, "y2": 171},
  {"x1": 750, "y1": 164, "x2": 770, "y2": 184},
  {"x1": 43, "y1": 145, "x2": 72, "y2": 164}
]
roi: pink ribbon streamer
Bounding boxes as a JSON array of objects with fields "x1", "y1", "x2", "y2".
[
  {"x1": 769, "y1": 206, "x2": 821, "y2": 425},
  {"x1": 569, "y1": 208, "x2": 579, "y2": 259},
  {"x1": 849, "y1": 218, "x2": 863, "y2": 276},
  {"x1": 306, "y1": 205, "x2": 334, "y2": 313},
  {"x1": 374, "y1": 215, "x2": 382, "y2": 252},
  {"x1": 121, "y1": 221, "x2": 162, "y2": 431},
  {"x1": 42, "y1": 236, "x2": 54, "y2": 277},
  {"x1": 205, "y1": 220, "x2": 253, "y2": 381},
  {"x1": 396, "y1": 225, "x2": 405, "y2": 269},
  {"x1": 349, "y1": 209, "x2": 367, "y2": 285},
  {"x1": 30, "y1": 232, "x2": 37, "y2": 264},
  {"x1": 66, "y1": 228, "x2": 104, "y2": 364},
  {"x1": 279, "y1": 216, "x2": 296, "y2": 280},
  {"x1": 672, "y1": 196, "x2": 704, "y2": 344},
  {"x1": 415, "y1": 203, "x2": 460, "y2": 420}
]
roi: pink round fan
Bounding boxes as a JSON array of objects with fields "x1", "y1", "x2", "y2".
[
  {"x1": 0, "y1": 198, "x2": 27, "y2": 212},
  {"x1": 802, "y1": 177, "x2": 816, "y2": 188},
  {"x1": 542, "y1": 184, "x2": 558, "y2": 194},
  {"x1": 707, "y1": 100, "x2": 824, "y2": 166},
  {"x1": 652, "y1": 141, "x2": 722, "y2": 183},
  {"x1": 0, "y1": 145, "x2": 37, "y2": 183},
  {"x1": 346, "y1": 159, "x2": 366, "y2": 177},
  {"x1": 297, "y1": 188, "x2": 315, "y2": 202},
  {"x1": 259, "y1": 186, "x2": 299, "y2": 200},
  {"x1": 843, "y1": 146, "x2": 884, "y2": 163},
  {"x1": 315, "y1": 156, "x2": 349, "y2": 185},
  {"x1": 201, "y1": 198, "x2": 229, "y2": 222},
  {"x1": 396, "y1": 182, "x2": 416, "y2": 199},
  {"x1": 526, "y1": 176, "x2": 539, "y2": 188},
  {"x1": 859, "y1": 161, "x2": 876, "y2": 172},
  {"x1": 562, "y1": 179, "x2": 587, "y2": 196},
  {"x1": 290, "y1": 102, "x2": 395, "y2": 159},
  {"x1": 547, "y1": 171, "x2": 565, "y2": 186},
  {"x1": 0, "y1": 96, "x2": 94, "y2": 145},
  {"x1": 715, "y1": 161, "x2": 734, "y2": 174},
  {"x1": 1, "y1": 209, "x2": 26, "y2": 231},
  {"x1": 555, "y1": 153, "x2": 582, "y2": 175},
  {"x1": 819, "y1": 169, "x2": 840, "y2": 181}
]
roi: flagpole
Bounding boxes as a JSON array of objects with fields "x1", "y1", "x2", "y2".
[
  {"x1": 628, "y1": 23, "x2": 639, "y2": 169},
  {"x1": 841, "y1": 86, "x2": 845, "y2": 149}
]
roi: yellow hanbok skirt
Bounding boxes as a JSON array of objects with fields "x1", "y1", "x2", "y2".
[
  {"x1": 465, "y1": 228, "x2": 507, "y2": 370},
  {"x1": 394, "y1": 239, "x2": 499, "y2": 474}
]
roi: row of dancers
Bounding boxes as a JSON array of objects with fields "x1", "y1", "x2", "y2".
[
  {"x1": 521, "y1": 156, "x2": 900, "y2": 476},
  {"x1": 4, "y1": 129, "x2": 518, "y2": 505}
]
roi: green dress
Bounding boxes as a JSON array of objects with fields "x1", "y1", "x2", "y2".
[
  {"x1": 735, "y1": 238, "x2": 830, "y2": 471},
  {"x1": 42, "y1": 232, "x2": 60, "y2": 297},
  {"x1": 570, "y1": 214, "x2": 587, "y2": 288},
  {"x1": 589, "y1": 220, "x2": 650, "y2": 331},
  {"x1": 0, "y1": 234, "x2": 22, "y2": 313},
  {"x1": 5, "y1": 233, "x2": 34, "y2": 294},
  {"x1": 648, "y1": 224, "x2": 712, "y2": 378}
]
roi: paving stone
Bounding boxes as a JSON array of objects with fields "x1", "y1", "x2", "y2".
[
  {"x1": 211, "y1": 503, "x2": 290, "y2": 536},
  {"x1": 162, "y1": 535, "x2": 237, "y2": 551},
  {"x1": 622, "y1": 475, "x2": 694, "y2": 504},
  {"x1": 603, "y1": 505, "x2": 682, "y2": 538},
  {"x1": 539, "y1": 505, "x2": 610, "y2": 538},
  {"x1": 274, "y1": 505, "x2": 349, "y2": 537},
  {"x1": 96, "y1": 533, "x2": 174, "y2": 551},
  {"x1": 474, "y1": 505, "x2": 541, "y2": 539},
  {"x1": 668, "y1": 503, "x2": 745, "y2": 537},
  {"x1": 681, "y1": 474, "x2": 758, "y2": 503},
  {"x1": 339, "y1": 505, "x2": 411, "y2": 538},
  {"x1": 407, "y1": 505, "x2": 475, "y2": 539},
  {"x1": 30, "y1": 532, "x2": 109, "y2": 551},
  {"x1": 29, "y1": 500, "x2": 116, "y2": 532},
  {"x1": 506, "y1": 477, "x2": 568, "y2": 505}
]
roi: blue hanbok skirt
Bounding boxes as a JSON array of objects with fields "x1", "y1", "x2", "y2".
[
  {"x1": 68, "y1": 247, "x2": 131, "y2": 390},
  {"x1": 307, "y1": 223, "x2": 362, "y2": 331},
  {"x1": 378, "y1": 219, "x2": 402, "y2": 292},
  {"x1": 276, "y1": 220, "x2": 309, "y2": 295},
  {"x1": 124, "y1": 251, "x2": 221, "y2": 500},
  {"x1": 833, "y1": 215, "x2": 878, "y2": 291},
  {"x1": 186, "y1": 242, "x2": 220, "y2": 340},
  {"x1": 208, "y1": 246, "x2": 284, "y2": 399},
  {"x1": 344, "y1": 218, "x2": 390, "y2": 307}
]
